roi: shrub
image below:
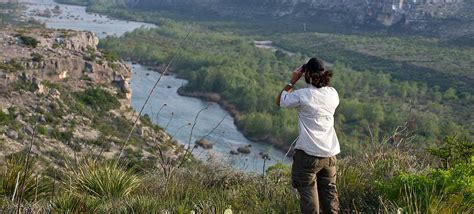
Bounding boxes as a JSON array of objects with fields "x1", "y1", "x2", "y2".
[
  {"x1": 51, "y1": 128, "x2": 73, "y2": 142},
  {"x1": 13, "y1": 79, "x2": 36, "y2": 92},
  {"x1": 36, "y1": 125, "x2": 48, "y2": 135},
  {"x1": 16, "y1": 35, "x2": 39, "y2": 48},
  {"x1": 74, "y1": 88, "x2": 120, "y2": 111},
  {"x1": 101, "y1": 49, "x2": 120, "y2": 62},
  {"x1": 428, "y1": 135, "x2": 473, "y2": 168},
  {"x1": 0, "y1": 59, "x2": 25, "y2": 73},
  {"x1": 377, "y1": 163, "x2": 474, "y2": 213},
  {"x1": 83, "y1": 48, "x2": 97, "y2": 62},
  {"x1": 0, "y1": 110, "x2": 14, "y2": 126},
  {"x1": 30, "y1": 52, "x2": 44, "y2": 62},
  {"x1": 52, "y1": 42, "x2": 60, "y2": 49}
]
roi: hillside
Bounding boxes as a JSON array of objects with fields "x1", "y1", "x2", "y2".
[
  {"x1": 0, "y1": 26, "x2": 181, "y2": 171},
  {"x1": 103, "y1": 0, "x2": 474, "y2": 39},
  {"x1": 0, "y1": 1, "x2": 472, "y2": 212}
]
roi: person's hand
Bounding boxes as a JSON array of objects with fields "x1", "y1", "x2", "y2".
[{"x1": 290, "y1": 65, "x2": 304, "y2": 84}]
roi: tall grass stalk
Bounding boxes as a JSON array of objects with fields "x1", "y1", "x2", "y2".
[{"x1": 117, "y1": 30, "x2": 192, "y2": 164}]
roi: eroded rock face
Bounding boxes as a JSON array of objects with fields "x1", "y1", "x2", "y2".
[
  {"x1": 0, "y1": 27, "x2": 179, "y2": 171},
  {"x1": 113, "y1": 71, "x2": 132, "y2": 99},
  {"x1": 0, "y1": 28, "x2": 132, "y2": 101},
  {"x1": 62, "y1": 31, "x2": 99, "y2": 52},
  {"x1": 131, "y1": 0, "x2": 472, "y2": 35}
]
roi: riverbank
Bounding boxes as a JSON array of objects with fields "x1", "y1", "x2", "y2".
[
  {"x1": 22, "y1": 0, "x2": 289, "y2": 173},
  {"x1": 176, "y1": 86, "x2": 291, "y2": 153}
]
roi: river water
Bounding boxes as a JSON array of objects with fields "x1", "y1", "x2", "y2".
[{"x1": 21, "y1": 0, "x2": 289, "y2": 172}]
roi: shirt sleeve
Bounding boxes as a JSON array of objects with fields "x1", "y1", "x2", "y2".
[{"x1": 280, "y1": 90, "x2": 300, "y2": 108}]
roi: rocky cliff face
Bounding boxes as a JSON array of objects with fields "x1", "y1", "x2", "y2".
[
  {"x1": 0, "y1": 28, "x2": 132, "y2": 99},
  {"x1": 130, "y1": 0, "x2": 473, "y2": 37},
  {"x1": 0, "y1": 27, "x2": 181, "y2": 169}
]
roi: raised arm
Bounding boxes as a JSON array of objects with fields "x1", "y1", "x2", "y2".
[{"x1": 276, "y1": 66, "x2": 304, "y2": 107}]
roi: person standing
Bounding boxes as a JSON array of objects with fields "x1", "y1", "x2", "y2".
[{"x1": 276, "y1": 58, "x2": 340, "y2": 214}]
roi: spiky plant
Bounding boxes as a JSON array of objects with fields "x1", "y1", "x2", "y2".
[
  {"x1": 52, "y1": 192, "x2": 84, "y2": 212},
  {"x1": 0, "y1": 154, "x2": 50, "y2": 203},
  {"x1": 65, "y1": 161, "x2": 140, "y2": 201},
  {"x1": 124, "y1": 195, "x2": 162, "y2": 213}
]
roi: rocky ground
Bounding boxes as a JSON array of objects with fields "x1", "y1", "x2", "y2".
[{"x1": 0, "y1": 26, "x2": 183, "y2": 170}]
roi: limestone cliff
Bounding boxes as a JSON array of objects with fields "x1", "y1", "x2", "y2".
[
  {"x1": 0, "y1": 27, "x2": 182, "y2": 169},
  {"x1": 129, "y1": 0, "x2": 473, "y2": 37},
  {"x1": 0, "y1": 28, "x2": 132, "y2": 100}
]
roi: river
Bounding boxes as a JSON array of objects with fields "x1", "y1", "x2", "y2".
[{"x1": 21, "y1": 0, "x2": 289, "y2": 173}]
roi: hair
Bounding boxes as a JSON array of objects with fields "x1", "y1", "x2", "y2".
[{"x1": 303, "y1": 57, "x2": 333, "y2": 88}]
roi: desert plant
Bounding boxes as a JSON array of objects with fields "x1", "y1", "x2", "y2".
[
  {"x1": 65, "y1": 161, "x2": 140, "y2": 201},
  {"x1": 0, "y1": 153, "x2": 50, "y2": 203}
]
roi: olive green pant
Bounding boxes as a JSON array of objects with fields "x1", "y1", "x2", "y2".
[{"x1": 292, "y1": 149, "x2": 339, "y2": 214}]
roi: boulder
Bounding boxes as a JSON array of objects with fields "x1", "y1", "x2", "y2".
[
  {"x1": 229, "y1": 150, "x2": 239, "y2": 155},
  {"x1": 84, "y1": 61, "x2": 94, "y2": 73},
  {"x1": 195, "y1": 139, "x2": 213, "y2": 149},
  {"x1": 24, "y1": 126, "x2": 34, "y2": 136},
  {"x1": 6, "y1": 129, "x2": 18, "y2": 140},
  {"x1": 237, "y1": 146, "x2": 251, "y2": 154}
]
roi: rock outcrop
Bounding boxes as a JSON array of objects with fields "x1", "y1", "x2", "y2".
[
  {"x1": 0, "y1": 28, "x2": 132, "y2": 100},
  {"x1": 0, "y1": 27, "x2": 179, "y2": 169},
  {"x1": 130, "y1": 0, "x2": 473, "y2": 37}
]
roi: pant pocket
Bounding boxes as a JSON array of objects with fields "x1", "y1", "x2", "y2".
[
  {"x1": 329, "y1": 156, "x2": 337, "y2": 167},
  {"x1": 292, "y1": 170, "x2": 316, "y2": 188}
]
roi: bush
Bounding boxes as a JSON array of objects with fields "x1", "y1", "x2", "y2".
[
  {"x1": 16, "y1": 35, "x2": 39, "y2": 48},
  {"x1": 428, "y1": 136, "x2": 473, "y2": 168},
  {"x1": 377, "y1": 163, "x2": 473, "y2": 213},
  {"x1": 30, "y1": 52, "x2": 44, "y2": 62},
  {"x1": 101, "y1": 49, "x2": 120, "y2": 62},
  {"x1": 51, "y1": 128, "x2": 73, "y2": 142},
  {"x1": 0, "y1": 110, "x2": 14, "y2": 126},
  {"x1": 75, "y1": 88, "x2": 120, "y2": 111},
  {"x1": 0, "y1": 59, "x2": 25, "y2": 73},
  {"x1": 36, "y1": 125, "x2": 48, "y2": 135}
]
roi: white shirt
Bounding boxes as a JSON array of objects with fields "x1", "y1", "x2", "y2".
[{"x1": 280, "y1": 85, "x2": 340, "y2": 157}]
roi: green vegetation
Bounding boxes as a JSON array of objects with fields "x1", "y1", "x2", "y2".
[
  {"x1": 0, "y1": 59, "x2": 25, "y2": 73},
  {"x1": 0, "y1": 1, "x2": 469, "y2": 212},
  {"x1": 16, "y1": 34, "x2": 40, "y2": 48},
  {"x1": 274, "y1": 33, "x2": 474, "y2": 93},
  {"x1": 30, "y1": 52, "x2": 43, "y2": 62},
  {"x1": 100, "y1": 22, "x2": 472, "y2": 152},
  {"x1": 66, "y1": 161, "x2": 140, "y2": 201},
  {"x1": 377, "y1": 136, "x2": 474, "y2": 212},
  {"x1": 100, "y1": 49, "x2": 120, "y2": 62},
  {"x1": 2, "y1": 136, "x2": 471, "y2": 212},
  {"x1": 0, "y1": 153, "x2": 51, "y2": 204},
  {"x1": 54, "y1": 0, "x2": 89, "y2": 6},
  {"x1": 74, "y1": 87, "x2": 120, "y2": 112},
  {"x1": 0, "y1": 109, "x2": 14, "y2": 126},
  {"x1": 82, "y1": 47, "x2": 98, "y2": 62}
]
